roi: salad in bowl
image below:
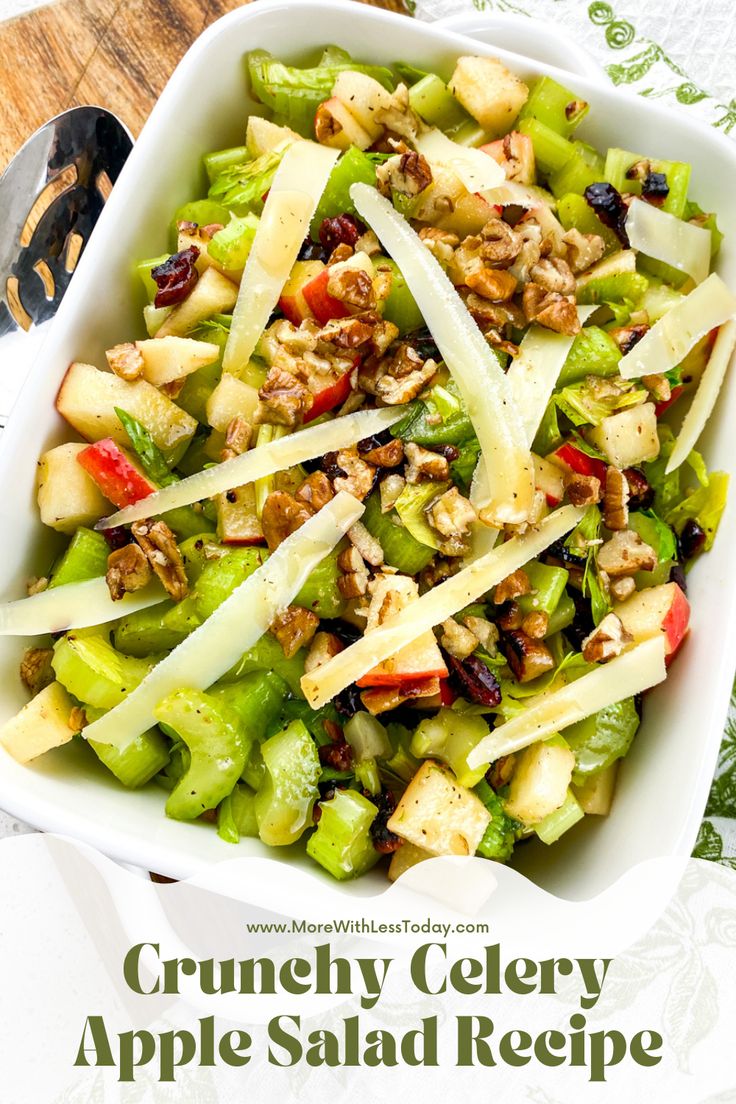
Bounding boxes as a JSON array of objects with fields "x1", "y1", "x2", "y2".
[{"x1": 1, "y1": 45, "x2": 733, "y2": 883}]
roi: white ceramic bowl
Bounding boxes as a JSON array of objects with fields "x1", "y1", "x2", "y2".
[{"x1": 1, "y1": 0, "x2": 734, "y2": 900}]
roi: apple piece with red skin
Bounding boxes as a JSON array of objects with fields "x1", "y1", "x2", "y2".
[
  {"x1": 278, "y1": 259, "x2": 324, "y2": 325},
  {"x1": 655, "y1": 384, "x2": 685, "y2": 418},
  {"x1": 301, "y1": 267, "x2": 351, "y2": 325},
  {"x1": 533, "y1": 453, "x2": 566, "y2": 507},
  {"x1": 356, "y1": 635, "x2": 448, "y2": 687},
  {"x1": 480, "y1": 131, "x2": 535, "y2": 185},
  {"x1": 77, "y1": 439, "x2": 156, "y2": 509},
  {"x1": 548, "y1": 442, "x2": 608, "y2": 485},
  {"x1": 305, "y1": 369, "x2": 353, "y2": 422},
  {"x1": 614, "y1": 582, "x2": 690, "y2": 661}
]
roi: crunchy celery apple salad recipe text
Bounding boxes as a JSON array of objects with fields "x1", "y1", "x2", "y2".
[{"x1": 2, "y1": 47, "x2": 734, "y2": 880}]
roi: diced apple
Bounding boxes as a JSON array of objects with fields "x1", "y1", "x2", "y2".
[
  {"x1": 387, "y1": 760, "x2": 491, "y2": 856},
  {"x1": 576, "y1": 249, "x2": 636, "y2": 290},
  {"x1": 56, "y1": 362, "x2": 197, "y2": 462},
  {"x1": 436, "y1": 192, "x2": 501, "y2": 238},
  {"x1": 572, "y1": 763, "x2": 618, "y2": 815},
  {"x1": 278, "y1": 259, "x2": 324, "y2": 324},
  {"x1": 302, "y1": 253, "x2": 375, "y2": 325},
  {"x1": 0, "y1": 682, "x2": 76, "y2": 764},
  {"x1": 388, "y1": 841, "x2": 433, "y2": 882},
  {"x1": 156, "y1": 267, "x2": 239, "y2": 339},
  {"x1": 206, "y1": 375, "x2": 260, "y2": 432},
  {"x1": 37, "y1": 442, "x2": 110, "y2": 533},
  {"x1": 143, "y1": 304, "x2": 172, "y2": 337},
  {"x1": 614, "y1": 581, "x2": 690, "y2": 659},
  {"x1": 586, "y1": 403, "x2": 660, "y2": 468},
  {"x1": 481, "y1": 131, "x2": 535, "y2": 185},
  {"x1": 449, "y1": 56, "x2": 529, "y2": 136},
  {"x1": 216, "y1": 483, "x2": 264, "y2": 545},
  {"x1": 176, "y1": 225, "x2": 219, "y2": 275},
  {"x1": 357, "y1": 575, "x2": 448, "y2": 687},
  {"x1": 306, "y1": 368, "x2": 352, "y2": 422},
  {"x1": 315, "y1": 97, "x2": 374, "y2": 151},
  {"x1": 135, "y1": 336, "x2": 220, "y2": 388},
  {"x1": 331, "y1": 71, "x2": 393, "y2": 141},
  {"x1": 246, "y1": 116, "x2": 300, "y2": 157},
  {"x1": 533, "y1": 453, "x2": 566, "y2": 506},
  {"x1": 77, "y1": 439, "x2": 156, "y2": 509},
  {"x1": 504, "y1": 739, "x2": 575, "y2": 826}
]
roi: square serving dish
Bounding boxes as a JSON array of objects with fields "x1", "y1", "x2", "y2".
[{"x1": 0, "y1": 0, "x2": 734, "y2": 901}]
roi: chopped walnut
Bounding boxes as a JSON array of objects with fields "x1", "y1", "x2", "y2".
[
  {"x1": 404, "y1": 442, "x2": 449, "y2": 484},
  {"x1": 376, "y1": 143, "x2": 432, "y2": 197},
  {"x1": 314, "y1": 102, "x2": 343, "y2": 145},
  {"x1": 359, "y1": 342, "x2": 438, "y2": 406},
  {"x1": 131, "y1": 520, "x2": 188, "y2": 601},
  {"x1": 304, "y1": 632, "x2": 343, "y2": 674},
  {"x1": 466, "y1": 267, "x2": 518, "y2": 302},
  {"x1": 597, "y1": 530, "x2": 657, "y2": 576},
  {"x1": 359, "y1": 438, "x2": 404, "y2": 468},
  {"x1": 521, "y1": 611, "x2": 549, "y2": 640},
  {"x1": 418, "y1": 226, "x2": 459, "y2": 266},
  {"x1": 426, "y1": 486, "x2": 477, "y2": 537},
  {"x1": 604, "y1": 467, "x2": 630, "y2": 531},
  {"x1": 106, "y1": 342, "x2": 144, "y2": 381},
  {"x1": 333, "y1": 448, "x2": 375, "y2": 500},
  {"x1": 105, "y1": 543, "x2": 153, "y2": 601},
  {"x1": 348, "y1": 521, "x2": 384, "y2": 567},
  {"x1": 261, "y1": 491, "x2": 312, "y2": 551},
  {"x1": 566, "y1": 472, "x2": 603, "y2": 507},
  {"x1": 317, "y1": 316, "x2": 375, "y2": 350},
  {"x1": 295, "y1": 471, "x2": 334, "y2": 513},
  {"x1": 642, "y1": 373, "x2": 671, "y2": 403},
  {"x1": 20, "y1": 647, "x2": 54, "y2": 695},
  {"x1": 371, "y1": 317, "x2": 400, "y2": 357},
  {"x1": 582, "y1": 612, "x2": 633, "y2": 663},
  {"x1": 418, "y1": 556, "x2": 460, "y2": 592},
  {"x1": 326, "y1": 267, "x2": 376, "y2": 311},
  {"x1": 257, "y1": 365, "x2": 311, "y2": 427},
  {"x1": 494, "y1": 568, "x2": 531, "y2": 605},
  {"x1": 221, "y1": 415, "x2": 252, "y2": 462},
  {"x1": 523, "y1": 284, "x2": 581, "y2": 336},
  {"x1": 610, "y1": 575, "x2": 636, "y2": 602},
  {"x1": 327, "y1": 243, "x2": 354, "y2": 266},
  {"x1": 68, "y1": 706, "x2": 88, "y2": 733},
  {"x1": 530, "y1": 257, "x2": 577, "y2": 296},
  {"x1": 488, "y1": 753, "x2": 517, "y2": 790},
  {"x1": 270, "y1": 605, "x2": 319, "y2": 659},
  {"x1": 354, "y1": 230, "x2": 381, "y2": 257},
  {"x1": 504, "y1": 630, "x2": 555, "y2": 683},
  {"x1": 609, "y1": 324, "x2": 650, "y2": 355},
  {"x1": 462, "y1": 615, "x2": 499, "y2": 654},
  {"x1": 440, "y1": 618, "x2": 478, "y2": 660},
  {"x1": 562, "y1": 228, "x2": 605, "y2": 274},
  {"x1": 479, "y1": 218, "x2": 522, "y2": 268},
  {"x1": 497, "y1": 601, "x2": 523, "y2": 631},
  {"x1": 361, "y1": 677, "x2": 440, "y2": 716},
  {"x1": 380, "y1": 473, "x2": 406, "y2": 513},
  {"x1": 26, "y1": 576, "x2": 48, "y2": 597},
  {"x1": 337, "y1": 545, "x2": 370, "y2": 598}
]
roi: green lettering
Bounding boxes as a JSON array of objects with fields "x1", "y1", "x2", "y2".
[
  {"x1": 74, "y1": 1016, "x2": 115, "y2": 1068},
  {"x1": 268, "y1": 1015, "x2": 303, "y2": 1067},
  {"x1": 630, "y1": 1030, "x2": 662, "y2": 1067},
  {"x1": 411, "y1": 943, "x2": 446, "y2": 996},
  {"x1": 219, "y1": 1029, "x2": 252, "y2": 1066},
  {"x1": 123, "y1": 943, "x2": 159, "y2": 996},
  {"x1": 456, "y1": 1016, "x2": 495, "y2": 1066}
]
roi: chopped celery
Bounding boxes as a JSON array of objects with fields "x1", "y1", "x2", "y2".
[
  {"x1": 640, "y1": 279, "x2": 684, "y2": 322},
  {"x1": 628, "y1": 511, "x2": 677, "y2": 587},
  {"x1": 518, "y1": 561, "x2": 569, "y2": 618},
  {"x1": 604, "y1": 147, "x2": 691, "y2": 219},
  {"x1": 172, "y1": 198, "x2": 230, "y2": 237},
  {"x1": 156, "y1": 689, "x2": 246, "y2": 821},
  {"x1": 344, "y1": 712, "x2": 391, "y2": 761},
  {"x1": 162, "y1": 506, "x2": 216, "y2": 540},
  {"x1": 193, "y1": 547, "x2": 269, "y2": 619},
  {"x1": 533, "y1": 400, "x2": 563, "y2": 456},
  {"x1": 294, "y1": 545, "x2": 346, "y2": 618},
  {"x1": 176, "y1": 358, "x2": 224, "y2": 424},
  {"x1": 411, "y1": 708, "x2": 490, "y2": 788},
  {"x1": 518, "y1": 76, "x2": 589, "y2": 136},
  {"x1": 208, "y1": 213, "x2": 259, "y2": 272},
  {"x1": 52, "y1": 634, "x2": 157, "y2": 711},
  {"x1": 210, "y1": 671, "x2": 288, "y2": 745},
  {"x1": 355, "y1": 759, "x2": 381, "y2": 796},
  {"x1": 89, "y1": 728, "x2": 170, "y2": 789},
  {"x1": 382, "y1": 722, "x2": 420, "y2": 782},
  {"x1": 577, "y1": 272, "x2": 649, "y2": 306},
  {"x1": 546, "y1": 591, "x2": 575, "y2": 636},
  {"x1": 255, "y1": 719, "x2": 321, "y2": 846},
  {"x1": 375, "y1": 256, "x2": 424, "y2": 334},
  {"x1": 179, "y1": 533, "x2": 227, "y2": 584},
  {"x1": 204, "y1": 145, "x2": 250, "y2": 186},
  {"x1": 307, "y1": 789, "x2": 380, "y2": 880},
  {"x1": 310, "y1": 147, "x2": 377, "y2": 235},
  {"x1": 218, "y1": 783, "x2": 259, "y2": 844},
  {"x1": 565, "y1": 697, "x2": 640, "y2": 784},
  {"x1": 254, "y1": 424, "x2": 288, "y2": 518},
  {"x1": 474, "y1": 780, "x2": 519, "y2": 862},
  {"x1": 247, "y1": 49, "x2": 394, "y2": 137},
  {"x1": 391, "y1": 380, "x2": 475, "y2": 446},
  {"x1": 450, "y1": 119, "x2": 488, "y2": 147},
  {"x1": 666, "y1": 471, "x2": 729, "y2": 552},
  {"x1": 208, "y1": 148, "x2": 284, "y2": 215},
  {"x1": 393, "y1": 480, "x2": 447, "y2": 550},
  {"x1": 684, "y1": 200, "x2": 723, "y2": 257},
  {"x1": 638, "y1": 254, "x2": 690, "y2": 290},
  {"x1": 556, "y1": 326, "x2": 621, "y2": 387},
  {"x1": 535, "y1": 790, "x2": 584, "y2": 844},
  {"x1": 557, "y1": 193, "x2": 619, "y2": 256},
  {"x1": 226, "y1": 634, "x2": 306, "y2": 698},
  {"x1": 518, "y1": 117, "x2": 575, "y2": 175},
  {"x1": 49, "y1": 528, "x2": 109, "y2": 589},
  {"x1": 555, "y1": 379, "x2": 648, "y2": 428},
  {"x1": 113, "y1": 601, "x2": 194, "y2": 657},
  {"x1": 548, "y1": 152, "x2": 601, "y2": 199},
  {"x1": 361, "y1": 492, "x2": 435, "y2": 575},
  {"x1": 409, "y1": 73, "x2": 470, "y2": 132},
  {"x1": 137, "y1": 254, "x2": 169, "y2": 303}
]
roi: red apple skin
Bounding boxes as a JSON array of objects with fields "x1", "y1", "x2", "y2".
[
  {"x1": 356, "y1": 639, "x2": 449, "y2": 687},
  {"x1": 304, "y1": 370, "x2": 353, "y2": 422},
  {"x1": 661, "y1": 583, "x2": 691, "y2": 660},
  {"x1": 655, "y1": 385, "x2": 685, "y2": 418},
  {"x1": 550, "y1": 442, "x2": 608, "y2": 484},
  {"x1": 615, "y1": 582, "x2": 690, "y2": 662},
  {"x1": 278, "y1": 260, "x2": 324, "y2": 324},
  {"x1": 77, "y1": 439, "x2": 156, "y2": 508},
  {"x1": 302, "y1": 268, "x2": 351, "y2": 325}
]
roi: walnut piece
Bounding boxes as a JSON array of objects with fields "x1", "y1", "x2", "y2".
[
  {"x1": 304, "y1": 632, "x2": 344, "y2": 674},
  {"x1": 105, "y1": 543, "x2": 153, "y2": 602},
  {"x1": 221, "y1": 415, "x2": 252, "y2": 462},
  {"x1": 440, "y1": 618, "x2": 478, "y2": 660},
  {"x1": 348, "y1": 521, "x2": 384, "y2": 567},
  {"x1": 295, "y1": 471, "x2": 334, "y2": 513},
  {"x1": 479, "y1": 218, "x2": 522, "y2": 268},
  {"x1": 523, "y1": 284, "x2": 581, "y2": 336},
  {"x1": 562, "y1": 228, "x2": 605, "y2": 274},
  {"x1": 418, "y1": 226, "x2": 459, "y2": 266},
  {"x1": 494, "y1": 568, "x2": 531, "y2": 605},
  {"x1": 462, "y1": 615, "x2": 499, "y2": 654},
  {"x1": 359, "y1": 438, "x2": 404, "y2": 468},
  {"x1": 610, "y1": 575, "x2": 636, "y2": 602},
  {"x1": 258, "y1": 365, "x2": 311, "y2": 427},
  {"x1": 20, "y1": 647, "x2": 54, "y2": 695},
  {"x1": 529, "y1": 257, "x2": 577, "y2": 296},
  {"x1": 404, "y1": 442, "x2": 449, "y2": 484},
  {"x1": 566, "y1": 472, "x2": 603, "y2": 507},
  {"x1": 597, "y1": 530, "x2": 657, "y2": 576},
  {"x1": 376, "y1": 144, "x2": 432, "y2": 197},
  {"x1": 465, "y1": 267, "x2": 518, "y2": 302},
  {"x1": 504, "y1": 630, "x2": 555, "y2": 683},
  {"x1": 106, "y1": 342, "x2": 144, "y2": 381},
  {"x1": 359, "y1": 343, "x2": 438, "y2": 406},
  {"x1": 337, "y1": 545, "x2": 370, "y2": 598},
  {"x1": 317, "y1": 316, "x2": 375, "y2": 350},
  {"x1": 333, "y1": 448, "x2": 375, "y2": 501},
  {"x1": 380, "y1": 473, "x2": 406, "y2": 513},
  {"x1": 521, "y1": 611, "x2": 549, "y2": 640},
  {"x1": 582, "y1": 612, "x2": 633, "y2": 663},
  {"x1": 270, "y1": 605, "x2": 319, "y2": 659},
  {"x1": 131, "y1": 520, "x2": 188, "y2": 601},
  {"x1": 261, "y1": 491, "x2": 312, "y2": 551},
  {"x1": 426, "y1": 487, "x2": 477, "y2": 537},
  {"x1": 603, "y1": 467, "x2": 630, "y2": 531},
  {"x1": 326, "y1": 267, "x2": 376, "y2": 311}
]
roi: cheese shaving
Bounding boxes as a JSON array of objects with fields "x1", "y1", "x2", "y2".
[
  {"x1": 666, "y1": 319, "x2": 736, "y2": 474},
  {"x1": 413, "y1": 128, "x2": 505, "y2": 194},
  {"x1": 626, "y1": 197, "x2": 711, "y2": 286},
  {"x1": 0, "y1": 578, "x2": 166, "y2": 636}
]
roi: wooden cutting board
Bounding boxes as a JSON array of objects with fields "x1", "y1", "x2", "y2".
[{"x1": 0, "y1": 0, "x2": 409, "y2": 171}]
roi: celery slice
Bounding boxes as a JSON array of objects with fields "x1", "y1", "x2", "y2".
[
  {"x1": 89, "y1": 728, "x2": 170, "y2": 789},
  {"x1": 52, "y1": 634, "x2": 157, "y2": 711},
  {"x1": 518, "y1": 76, "x2": 589, "y2": 136},
  {"x1": 307, "y1": 789, "x2": 380, "y2": 880},
  {"x1": 535, "y1": 790, "x2": 584, "y2": 844},
  {"x1": 255, "y1": 719, "x2": 321, "y2": 846},
  {"x1": 49, "y1": 528, "x2": 109, "y2": 589}
]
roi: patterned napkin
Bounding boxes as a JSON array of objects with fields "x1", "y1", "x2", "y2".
[{"x1": 415, "y1": 0, "x2": 736, "y2": 867}]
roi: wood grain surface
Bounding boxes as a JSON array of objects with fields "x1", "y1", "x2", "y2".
[{"x1": 0, "y1": 0, "x2": 409, "y2": 171}]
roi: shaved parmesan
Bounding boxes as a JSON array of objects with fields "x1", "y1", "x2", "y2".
[
  {"x1": 0, "y1": 578, "x2": 166, "y2": 637},
  {"x1": 84, "y1": 492, "x2": 363, "y2": 749},
  {"x1": 466, "y1": 636, "x2": 667, "y2": 767},
  {"x1": 666, "y1": 319, "x2": 736, "y2": 473},
  {"x1": 351, "y1": 182, "x2": 535, "y2": 526},
  {"x1": 619, "y1": 273, "x2": 736, "y2": 380},
  {"x1": 301, "y1": 505, "x2": 582, "y2": 709},
  {"x1": 413, "y1": 128, "x2": 505, "y2": 194},
  {"x1": 626, "y1": 198, "x2": 711, "y2": 286},
  {"x1": 96, "y1": 405, "x2": 405, "y2": 530},
  {"x1": 222, "y1": 141, "x2": 339, "y2": 374}
]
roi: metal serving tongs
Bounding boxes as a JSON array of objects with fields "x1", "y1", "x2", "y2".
[{"x1": 0, "y1": 106, "x2": 132, "y2": 425}]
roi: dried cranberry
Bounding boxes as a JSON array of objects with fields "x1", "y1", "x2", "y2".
[
  {"x1": 320, "y1": 619, "x2": 362, "y2": 646},
  {"x1": 404, "y1": 327, "x2": 440, "y2": 362},
  {"x1": 102, "y1": 526, "x2": 133, "y2": 551},
  {"x1": 334, "y1": 683, "x2": 363, "y2": 718},
  {"x1": 584, "y1": 182, "x2": 630, "y2": 247},
  {"x1": 298, "y1": 236, "x2": 329, "y2": 262},
  {"x1": 318, "y1": 214, "x2": 366, "y2": 253},
  {"x1": 669, "y1": 563, "x2": 688, "y2": 595},
  {"x1": 641, "y1": 172, "x2": 669, "y2": 204},
  {"x1": 319, "y1": 738, "x2": 353, "y2": 772},
  {"x1": 678, "y1": 518, "x2": 706, "y2": 562},
  {"x1": 446, "y1": 653, "x2": 501, "y2": 708},
  {"x1": 319, "y1": 450, "x2": 347, "y2": 481},
  {"x1": 369, "y1": 789, "x2": 402, "y2": 854},
  {"x1": 151, "y1": 246, "x2": 200, "y2": 308},
  {"x1": 564, "y1": 588, "x2": 595, "y2": 651},
  {"x1": 624, "y1": 468, "x2": 654, "y2": 510},
  {"x1": 358, "y1": 429, "x2": 392, "y2": 454},
  {"x1": 433, "y1": 444, "x2": 460, "y2": 462},
  {"x1": 616, "y1": 325, "x2": 649, "y2": 355}
]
